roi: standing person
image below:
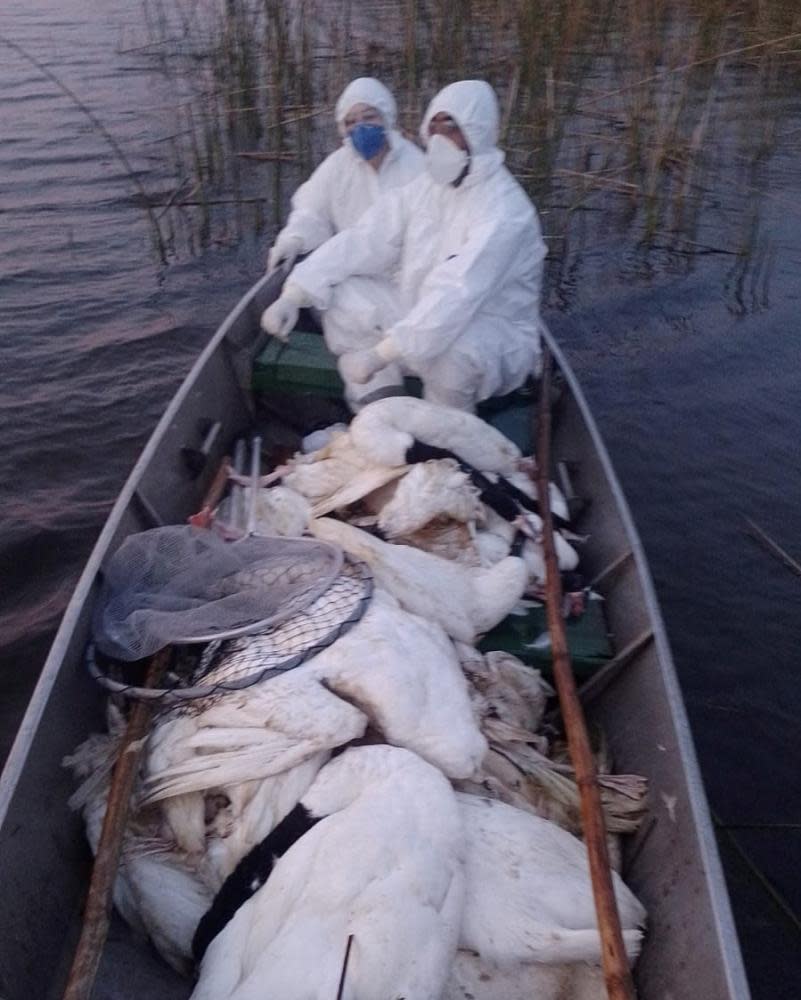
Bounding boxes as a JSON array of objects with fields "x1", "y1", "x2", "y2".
[
  {"x1": 265, "y1": 77, "x2": 424, "y2": 273},
  {"x1": 261, "y1": 79, "x2": 547, "y2": 412}
]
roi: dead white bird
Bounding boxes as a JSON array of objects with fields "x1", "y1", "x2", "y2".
[
  {"x1": 63, "y1": 717, "x2": 218, "y2": 976},
  {"x1": 349, "y1": 396, "x2": 522, "y2": 473},
  {"x1": 457, "y1": 646, "x2": 552, "y2": 736},
  {"x1": 376, "y1": 459, "x2": 484, "y2": 538},
  {"x1": 143, "y1": 679, "x2": 366, "y2": 856},
  {"x1": 250, "y1": 484, "x2": 311, "y2": 537},
  {"x1": 282, "y1": 428, "x2": 376, "y2": 501},
  {"x1": 310, "y1": 516, "x2": 528, "y2": 644},
  {"x1": 456, "y1": 794, "x2": 645, "y2": 965},
  {"x1": 476, "y1": 506, "x2": 579, "y2": 585},
  {"x1": 499, "y1": 467, "x2": 571, "y2": 524},
  {"x1": 191, "y1": 746, "x2": 465, "y2": 1000},
  {"x1": 143, "y1": 588, "x2": 486, "y2": 837}
]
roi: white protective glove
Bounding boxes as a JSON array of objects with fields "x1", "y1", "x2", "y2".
[
  {"x1": 259, "y1": 283, "x2": 310, "y2": 342},
  {"x1": 339, "y1": 337, "x2": 401, "y2": 385},
  {"x1": 266, "y1": 232, "x2": 303, "y2": 274}
]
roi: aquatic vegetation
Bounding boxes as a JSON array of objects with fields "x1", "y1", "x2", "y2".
[{"x1": 128, "y1": 0, "x2": 801, "y2": 279}]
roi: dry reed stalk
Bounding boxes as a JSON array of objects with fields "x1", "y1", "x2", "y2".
[
  {"x1": 236, "y1": 150, "x2": 297, "y2": 161},
  {"x1": 553, "y1": 167, "x2": 640, "y2": 194},
  {"x1": 578, "y1": 28, "x2": 801, "y2": 109}
]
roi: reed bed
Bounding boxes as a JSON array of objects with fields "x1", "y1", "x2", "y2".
[{"x1": 129, "y1": 0, "x2": 801, "y2": 268}]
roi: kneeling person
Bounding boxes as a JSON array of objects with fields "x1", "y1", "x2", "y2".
[
  {"x1": 262, "y1": 80, "x2": 547, "y2": 412},
  {"x1": 266, "y1": 76, "x2": 424, "y2": 273}
]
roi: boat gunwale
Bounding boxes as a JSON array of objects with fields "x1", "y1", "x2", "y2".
[{"x1": 544, "y1": 327, "x2": 750, "y2": 999}]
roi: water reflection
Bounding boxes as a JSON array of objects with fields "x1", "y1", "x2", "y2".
[{"x1": 124, "y1": 0, "x2": 801, "y2": 313}]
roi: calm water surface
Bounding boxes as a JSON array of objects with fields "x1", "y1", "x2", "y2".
[{"x1": 1, "y1": 2, "x2": 800, "y2": 995}]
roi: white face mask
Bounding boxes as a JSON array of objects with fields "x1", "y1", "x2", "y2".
[{"x1": 426, "y1": 133, "x2": 469, "y2": 186}]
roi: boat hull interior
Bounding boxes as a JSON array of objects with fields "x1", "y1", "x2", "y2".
[{"x1": 0, "y1": 273, "x2": 749, "y2": 1000}]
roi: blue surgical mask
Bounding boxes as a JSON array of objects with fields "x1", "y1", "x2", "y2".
[{"x1": 349, "y1": 122, "x2": 387, "y2": 161}]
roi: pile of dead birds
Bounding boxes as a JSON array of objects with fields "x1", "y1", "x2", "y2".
[{"x1": 66, "y1": 397, "x2": 648, "y2": 1000}]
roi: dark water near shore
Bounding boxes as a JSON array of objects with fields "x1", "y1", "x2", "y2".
[{"x1": 2, "y1": 1, "x2": 801, "y2": 995}]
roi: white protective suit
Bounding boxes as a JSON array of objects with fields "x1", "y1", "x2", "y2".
[
  {"x1": 269, "y1": 78, "x2": 424, "y2": 265},
  {"x1": 289, "y1": 80, "x2": 547, "y2": 410}
]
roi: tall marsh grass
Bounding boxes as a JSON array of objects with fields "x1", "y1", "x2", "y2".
[{"x1": 131, "y1": 0, "x2": 801, "y2": 269}]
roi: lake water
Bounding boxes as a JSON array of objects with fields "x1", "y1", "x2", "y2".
[{"x1": 1, "y1": 1, "x2": 800, "y2": 995}]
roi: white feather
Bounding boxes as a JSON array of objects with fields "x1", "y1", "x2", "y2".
[
  {"x1": 377, "y1": 459, "x2": 484, "y2": 538},
  {"x1": 143, "y1": 678, "x2": 368, "y2": 810},
  {"x1": 144, "y1": 588, "x2": 486, "y2": 812},
  {"x1": 250, "y1": 484, "x2": 311, "y2": 537}
]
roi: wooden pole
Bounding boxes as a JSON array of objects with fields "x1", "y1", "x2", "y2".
[
  {"x1": 62, "y1": 649, "x2": 170, "y2": 1000},
  {"x1": 535, "y1": 348, "x2": 636, "y2": 1000},
  {"x1": 188, "y1": 454, "x2": 232, "y2": 529}
]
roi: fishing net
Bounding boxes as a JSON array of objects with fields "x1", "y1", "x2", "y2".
[
  {"x1": 88, "y1": 555, "x2": 373, "y2": 705},
  {"x1": 92, "y1": 525, "x2": 344, "y2": 662}
]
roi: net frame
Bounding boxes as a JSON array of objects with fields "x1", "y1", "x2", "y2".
[
  {"x1": 87, "y1": 557, "x2": 374, "y2": 705},
  {"x1": 92, "y1": 527, "x2": 345, "y2": 661}
]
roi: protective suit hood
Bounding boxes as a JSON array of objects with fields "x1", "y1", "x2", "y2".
[
  {"x1": 336, "y1": 77, "x2": 397, "y2": 135},
  {"x1": 420, "y1": 80, "x2": 499, "y2": 155}
]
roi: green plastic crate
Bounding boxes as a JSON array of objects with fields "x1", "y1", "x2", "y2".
[
  {"x1": 253, "y1": 330, "x2": 424, "y2": 398},
  {"x1": 477, "y1": 594, "x2": 612, "y2": 681},
  {"x1": 253, "y1": 331, "x2": 345, "y2": 397},
  {"x1": 477, "y1": 384, "x2": 537, "y2": 455}
]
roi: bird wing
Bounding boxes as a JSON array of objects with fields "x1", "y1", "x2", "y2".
[{"x1": 142, "y1": 678, "x2": 367, "y2": 804}]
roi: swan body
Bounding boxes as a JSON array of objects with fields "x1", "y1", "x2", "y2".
[
  {"x1": 499, "y1": 468, "x2": 571, "y2": 524},
  {"x1": 377, "y1": 459, "x2": 484, "y2": 538},
  {"x1": 310, "y1": 517, "x2": 528, "y2": 643},
  {"x1": 349, "y1": 397, "x2": 521, "y2": 473},
  {"x1": 458, "y1": 647, "x2": 552, "y2": 735},
  {"x1": 143, "y1": 678, "x2": 367, "y2": 853},
  {"x1": 144, "y1": 587, "x2": 486, "y2": 832},
  {"x1": 477, "y1": 507, "x2": 579, "y2": 583},
  {"x1": 456, "y1": 794, "x2": 645, "y2": 965},
  {"x1": 63, "y1": 723, "x2": 217, "y2": 975},
  {"x1": 191, "y1": 746, "x2": 465, "y2": 1000},
  {"x1": 284, "y1": 427, "x2": 408, "y2": 516},
  {"x1": 251, "y1": 484, "x2": 311, "y2": 536}
]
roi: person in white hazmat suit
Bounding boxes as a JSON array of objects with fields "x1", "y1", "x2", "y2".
[
  {"x1": 261, "y1": 79, "x2": 547, "y2": 412},
  {"x1": 265, "y1": 77, "x2": 424, "y2": 273}
]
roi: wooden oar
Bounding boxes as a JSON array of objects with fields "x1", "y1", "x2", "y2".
[
  {"x1": 535, "y1": 347, "x2": 636, "y2": 1000},
  {"x1": 62, "y1": 648, "x2": 170, "y2": 1000}
]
